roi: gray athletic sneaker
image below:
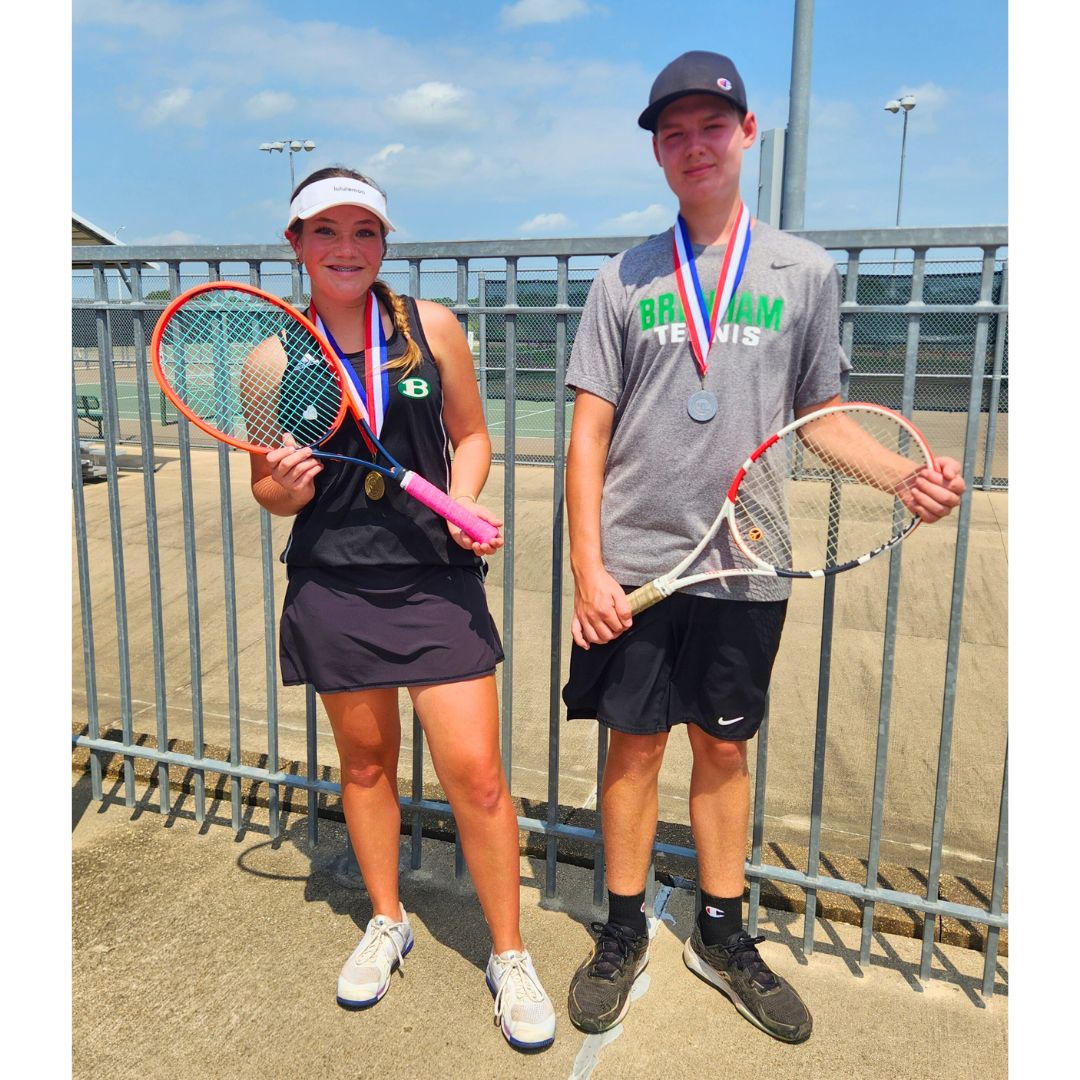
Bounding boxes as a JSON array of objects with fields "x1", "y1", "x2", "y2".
[
  {"x1": 567, "y1": 921, "x2": 650, "y2": 1033},
  {"x1": 683, "y1": 926, "x2": 812, "y2": 1043},
  {"x1": 336, "y1": 905, "x2": 414, "y2": 1009}
]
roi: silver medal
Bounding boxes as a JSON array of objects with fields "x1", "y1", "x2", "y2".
[{"x1": 687, "y1": 390, "x2": 718, "y2": 422}]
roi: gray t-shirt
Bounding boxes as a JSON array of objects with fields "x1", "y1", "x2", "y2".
[{"x1": 566, "y1": 221, "x2": 850, "y2": 601}]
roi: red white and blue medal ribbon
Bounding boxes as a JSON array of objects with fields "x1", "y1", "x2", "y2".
[
  {"x1": 671, "y1": 202, "x2": 752, "y2": 379},
  {"x1": 310, "y1": 293, "x2": 389, "y2": 450}
]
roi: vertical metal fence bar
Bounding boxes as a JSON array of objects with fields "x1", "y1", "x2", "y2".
[
  {"x1": 410, "y1": 710, "x2": 424, "y2": 870},
  {"x1": 406, "y1": 252, "x2": 423, "y2": 859},
  {"x1": 501, "y1": 259, "x2": 518, "y2": 792},
  {"x1": 130, "y1": 262, "x2": 171, "y2": 812},
  {"x1": 859, "y1": 247, "x2": 925, "y2": 965},
  {"x1": 455, "y1": 254, "x2": 475, "y2": 870},
  {"x1": 254, "y1": 249, "x2": 281, "y2": 836},
  {"x1": 981, "y1": 743, "x2": 1008, "y2": 998},
  {"x1": 170, "y1": 260, "x2": 207, "y2": 824},
  {"x1": 219, "y1": 435, "x2": 242, "y2": 833},
  {"x1": 95, "y1": 264, "x2": 136, "y2": 806},
  {"x1": 207, "y1": 259, "x2": 244, "y2": 832},
  {"x1": 455, "y1": 830, "x2": 467, "y2": 880},
  {"x1": 800, "y1": 248, "x2": 871, "y2": 954},
  {"x1": 801, "y1": 570, "x2": 837, "y2": 956},
  {"x1": 982, "y1": 258, "x2": 1008, "y2": 491},
  {"x1": 592, "y1": 725, "x2": 608, "y2": 907},
  {"x1": 72, "y1": 372, "x2": 102, "y2": 802},
  {"x1": 290, "y1": 259, "x2": 304, "y2": 304},
  {"x1": 306, "y1": 685, "x2": 319, "y2": 846},
  {"x1": 839, "y1": 249, "x2": 859, "y2": 372},
  {"x1": 918, "y1": 246, "x2": 998, "y2": 981},
  {"x1": 747, "y1": 702, "x2": 770, "y2": 936},
  {"x1": 545, "y1": 256, "x2": 570, "y2": 897},
  {"x1": 259, "y1": 508, "x2": 280, "y2": 839},
  {"x1": 406, "y1": 257, "x2": 421, "y2": 864},
  {"x1": 478, "y1": 273, "x2": 488, "y2": 426},
  {"x1": 456, "y1": 258, "x2": 468, "y2": 322}
]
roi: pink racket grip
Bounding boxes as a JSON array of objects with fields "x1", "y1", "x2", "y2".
[{"x1": 399, "y1": 471, "x2": 500, "y2": 546}]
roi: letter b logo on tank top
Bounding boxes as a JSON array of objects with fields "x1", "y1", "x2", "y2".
[{"x1": 397, "y1": 377, "x2": 431, "y2": 399}]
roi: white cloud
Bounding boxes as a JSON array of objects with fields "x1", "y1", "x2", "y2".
[
  {"x1": 893, "y1": 82, "x2": 949, "y2": 134},
  {"x1": 74, "y1": 0, "x2": 186, "y2": 36},
  {"x1": 141, "y1": 87, "x2": 197, "y2": 126},
  {"x1": 501, "y1": 0, "x2": 593, "y2": 28},
  {"x1": 519, "y1": 212, "x2": 571, "y2": 234},
  {"x1": 384, "y1": 82, "x2": 474, "y2": 128},
  {"x1": 600, "y1": 203, "x2": 672, "y2": 234},
  {"x1": 369, "y1": 143, "x2": 406, "y2": 165},
  {"x1": 244, "y1": 90, "x2": 296, "y2": 120},
  {"x1": 135, "y1": 229, "x2": 202, "y2": 245}
]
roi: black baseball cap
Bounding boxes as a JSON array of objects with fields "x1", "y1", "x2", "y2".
[{"x1": 638, "y1": 51, "x2": 748, "y2": 132}]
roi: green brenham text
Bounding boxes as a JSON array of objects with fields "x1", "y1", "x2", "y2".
[{"x1": 640, "y1": 290, "x2": 784, "y2": 332}]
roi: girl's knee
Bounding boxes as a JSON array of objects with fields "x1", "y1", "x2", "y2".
[
  {"x1": 450, "y1": 762, "x2": 506, "y2": 814},
  {"x1": 339, "y1": 758, "x2": 394, "y2": 790}
]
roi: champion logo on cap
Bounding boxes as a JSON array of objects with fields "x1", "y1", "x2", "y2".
[{"x1": 717, "y1": 78, "x2": 732, "y2": 91}]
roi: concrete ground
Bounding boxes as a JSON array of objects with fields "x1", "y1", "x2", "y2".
[{"x1": 72, "y1": 771, "x2": 1007, "y2": 1080}]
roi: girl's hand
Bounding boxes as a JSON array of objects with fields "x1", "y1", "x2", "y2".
[
  {"x1": 447, "y1": 496, "x2": 504, "y2": 556},
  {"x1": 264, "y1": 433, "x2": 323, "y2": 501}
]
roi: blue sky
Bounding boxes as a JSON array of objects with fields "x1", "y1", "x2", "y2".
[{"x1": 72, "y1": 0, "x2": 1007, "y2": 245}]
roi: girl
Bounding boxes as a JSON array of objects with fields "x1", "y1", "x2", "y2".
[{"x1": 250, "y1": 167, "x2": 555, "y2": 1051}]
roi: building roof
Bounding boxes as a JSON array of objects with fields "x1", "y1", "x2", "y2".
[{"x1": 72, "y1": 212, "x2": 124, "y2": 248}]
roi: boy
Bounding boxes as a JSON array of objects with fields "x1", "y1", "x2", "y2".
[{"x1": 563, "y1": 50, "x2": 964, "y2": 1043}]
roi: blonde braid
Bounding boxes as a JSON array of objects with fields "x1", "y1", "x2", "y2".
[{"x1": 372, "y1": 279, "x2": 422, "y2": 377}]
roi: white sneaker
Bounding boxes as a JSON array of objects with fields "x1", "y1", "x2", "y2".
[
  {"x1": 336, "y1": 905, "x2": 414, "y2": 1009},
  {"x1": 485, "y1": 949, "x2": 556, "y2": 1050}
]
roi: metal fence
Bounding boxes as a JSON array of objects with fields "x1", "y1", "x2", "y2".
[{"x1": 71, "y1": 226, "x2": 1008, "y2": 998}]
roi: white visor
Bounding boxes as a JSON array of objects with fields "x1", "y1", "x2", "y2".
[{"x1": 287, "y1": 177, "x2": 395, "y2": 233}]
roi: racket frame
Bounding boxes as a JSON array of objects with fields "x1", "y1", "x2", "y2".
[
  {"x1": 628, "y1": 402, "x2": 936, "y2": 612},
  {"x1": 150, "y1": 281, "x2": 350, "y2": 454}
]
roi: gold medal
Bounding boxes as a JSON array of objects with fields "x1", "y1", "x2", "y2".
[{"x1": 364, "y1": 472, "x2": 386, "y2": 500}]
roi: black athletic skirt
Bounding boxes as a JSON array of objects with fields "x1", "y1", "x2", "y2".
[{"x1": 280, "y1": 564, "x2": 503, "y2": 694}]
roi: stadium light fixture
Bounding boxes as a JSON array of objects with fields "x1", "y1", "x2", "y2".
[{"x1": 259, "y1": 138, "x2": 317, "y2": 196}]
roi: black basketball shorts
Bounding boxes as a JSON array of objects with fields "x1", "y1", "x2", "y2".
[{"x1": 562, "y1": 591, "x2": 788, "y2": 741}]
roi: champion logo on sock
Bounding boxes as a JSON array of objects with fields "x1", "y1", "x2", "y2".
[{"x1": 704, "y1": 906, "x2": 724, "y2": 918}]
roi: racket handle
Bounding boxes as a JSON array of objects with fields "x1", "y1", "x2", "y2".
[
  {"x1": 399, "y1": 471, "x2": 501, "y2": 546},
  {"x1": 626, "y1": 580, "x2": 668, "y2": 615}
]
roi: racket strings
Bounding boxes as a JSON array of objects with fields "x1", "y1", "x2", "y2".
[
  {"x1": 735, "y1": 409, "x2": 930, "y2": 572},
  {"x1": 156, "y1": 291, "x2": 343, "y2": 450}
]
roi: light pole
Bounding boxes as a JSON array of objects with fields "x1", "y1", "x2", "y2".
[
  {"x1": 258, "y1": 139, "x2": 316, "y2": 195},
  {"x1": 884, "y1": 95, "x2": 915, "y2": 272},
  {"x1": 884, "y1": 96, "x2": 916, "y2": 226}
]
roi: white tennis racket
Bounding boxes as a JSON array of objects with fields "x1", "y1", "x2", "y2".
[{"x1": 626, "y1": 402, "x2": 936, "y2": 614}]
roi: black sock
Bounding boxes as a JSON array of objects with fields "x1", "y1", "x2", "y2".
[
  {"x1": 607, "y1": 889, "x2": 648, "y2": 938},
  {"x1": 698, "y1": 890, "x2": 743, "y2": 946}
]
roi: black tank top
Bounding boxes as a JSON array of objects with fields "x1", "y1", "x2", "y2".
[{"x1": 281, "y1": 295, "x2": 482, "y2": 573}]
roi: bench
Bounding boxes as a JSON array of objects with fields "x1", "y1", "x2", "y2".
[{"x1": 76, "y1": 394, "x2": 103, "y2": 438}]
